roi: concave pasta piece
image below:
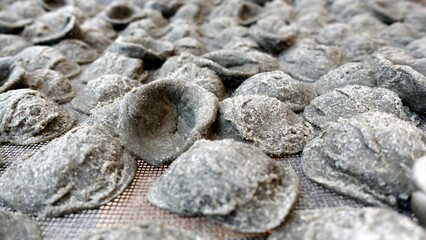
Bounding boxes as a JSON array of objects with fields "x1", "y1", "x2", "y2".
[
  {"x1": 71, "y1": 74, "x2": 141, "y2": 114},
  {"x1": 199, "y1": 50, "x2": 280, "y2": 87},
  {"x1": 249, "y1": 15, "x2": 297, "y2": 53},
  {"x1": 79, "y1": 52, "x2": 148, "y2": 84},
  {"x1": 0, "y1": 57, "x2": 26, "y2": 93},
  {"x1": 217, "y1": 95, "x2": 314, "y2": 156},
  {"x1": 108, "y1": 36, "x2": 174, "y2": 68},
  {"x1": 21, "y1": 12, "x2": 82, "y2": 45},
  {"x1": 303, "y1": 85, "x2": 418, "y2": 128},
  {"x1": 14, "y1": 46, "x2": 80, "y2": 78},
  {"x1": 120, "y1": 79, "x2": 218, "y2": 166},
  {"x1": 0, "y1": 89, "x2": 76, "y2": 145},
  {"x1": 233, "y1": 71, "x2": 317, "y2": 112},
  {"x1": 0, "y1": 11, "x2": 32, "y2": 34},
  {"x1": 101, "y1": 1, "x2": 144, "y2": 29},
  {"x1": 278, "y1": 39, "x2": 344, "y2": 82},
  {"x1": 268, "y1": 207, "x2": 426, "y2": 240},
  {"x1": 53, "y1": 39, "x2": 98, "y2": 64},
  {"x1": 93, "y1": 79, "x2": 218, "y2": 166},
  {"x1": 0, "y1": 125, "x2": 136, "y2": 217},
  {"x1": 0, "y1": 34, "x2": 30, "y2": 58},
  {"x1": 208, "y1": 0, "x2": 263, "y2": 26},
  {"x1": 314, "y1": 62, "x2": 377, "y2": 95},
  {"x1": 148, "y1": 139, "x2": 299, "y2": 233},
  {"x1": 168, "y1": 63, "x2": 227, "y2": 100},
  {"x1": 301, "y1": 112, "x2": 426, "y2": 209},
  {"x1": 23, "y1": 69, "x2": 74, "y2": 103},
  {"x1": 36, "y1": 0, "x2": 74, "y2": 11},
  {"x1": 375, "y1": 55, "x2": 426, "y2": 114}
]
